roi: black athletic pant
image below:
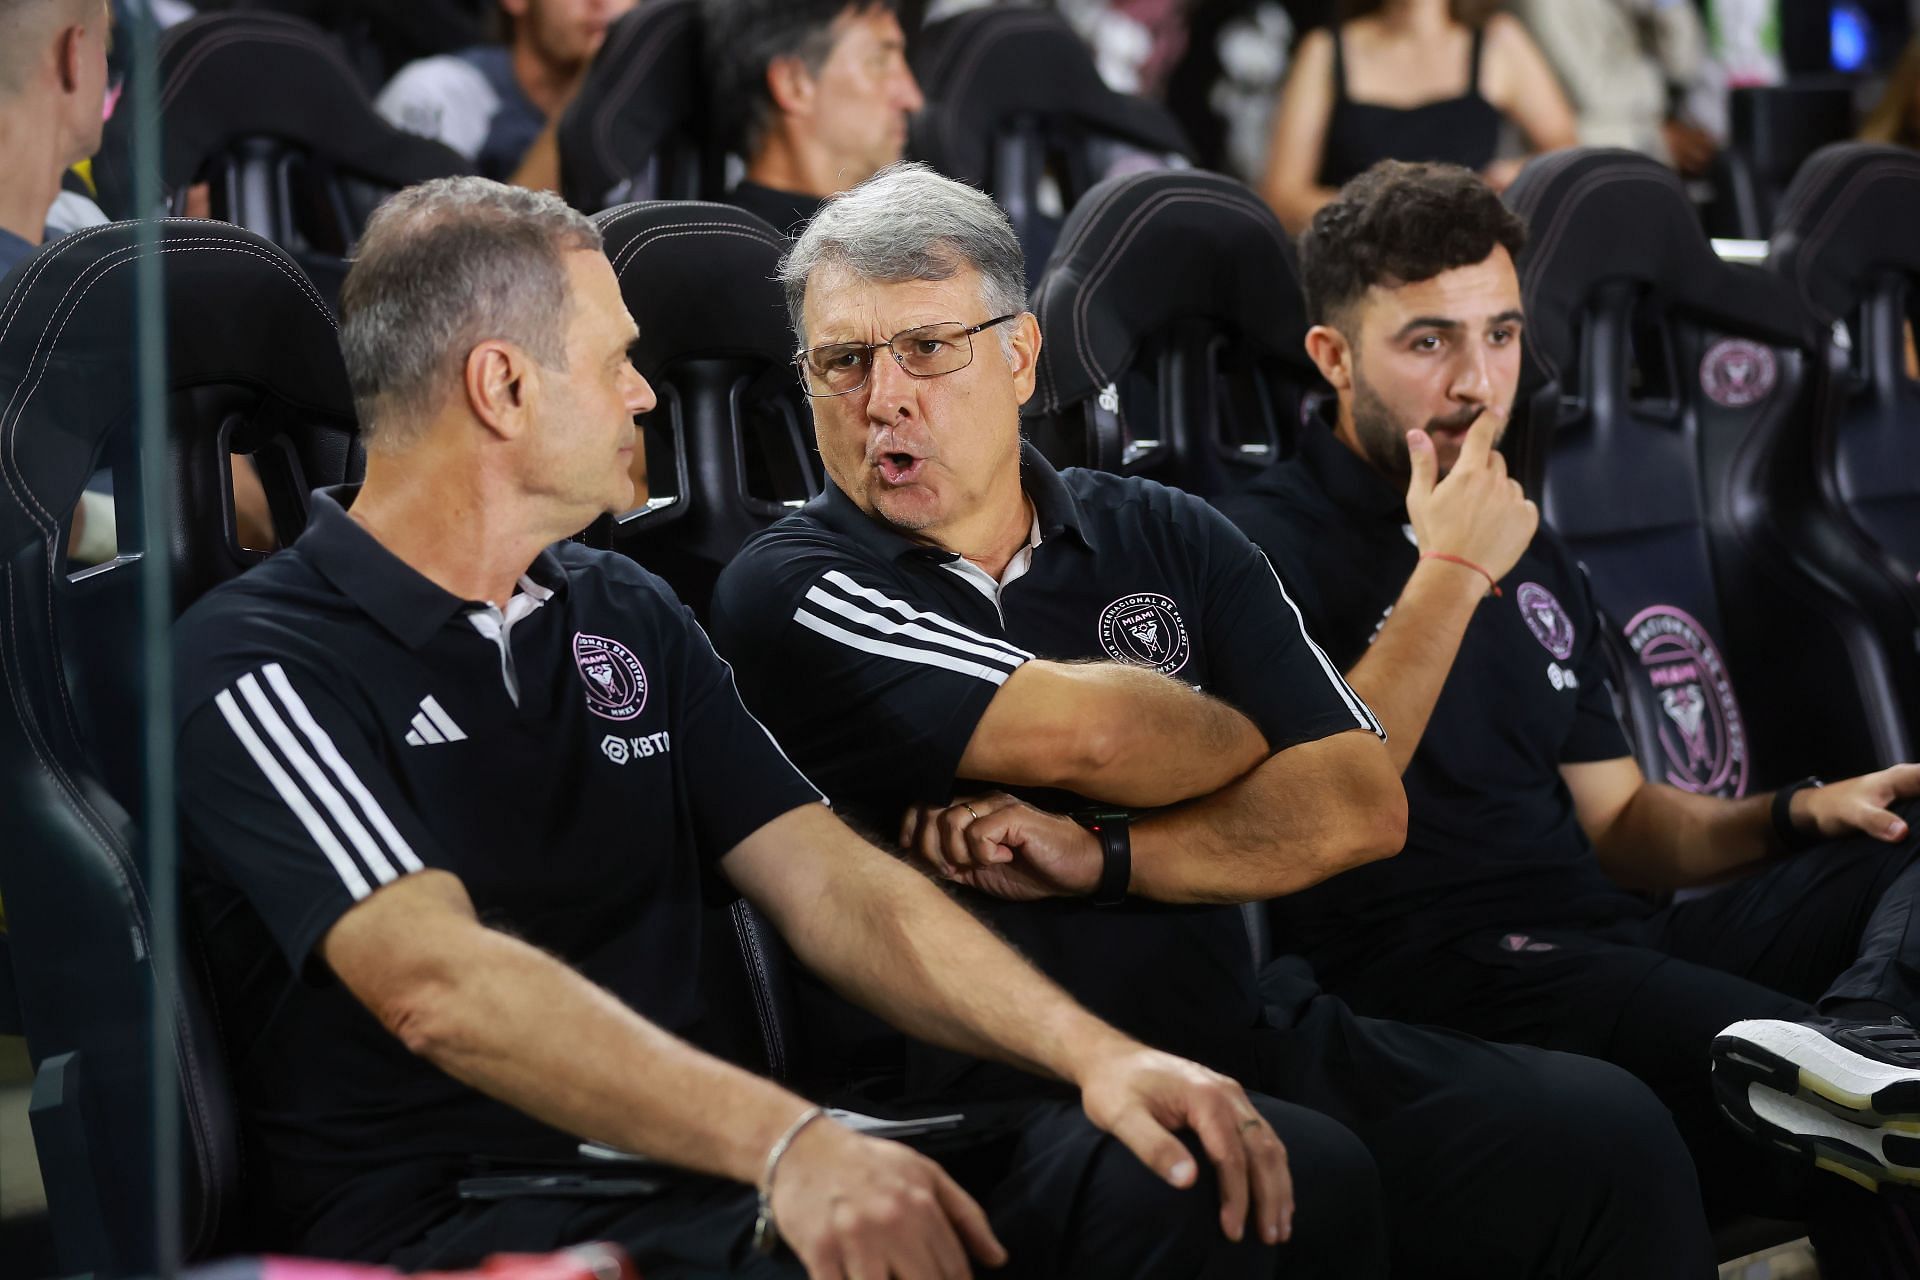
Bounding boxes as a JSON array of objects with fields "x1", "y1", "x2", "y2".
[
  {"x1": 1307, "y1": 813, "x2": 1920, "y2": 1278},
  {"x1": 1247, "y1": 963, "x2": 1717, "y2": 1279},
  {"x1": 383, "y1": 1097, "x2": 1384, "y2": 1279}
]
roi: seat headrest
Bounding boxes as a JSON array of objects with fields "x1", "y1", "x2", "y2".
[
  {"x1": 1769, "y1": 143, "x2": 1920, "y2": 326},
  {"x1": 94, "y1": 11, "x2": 468, "y2": 218},
  {"x1": 1028, "y1": 169, "x2": 1307, "y2": 415},
  {"x1": 0, "y1": 219, "x2": 352, "y2": 561},
  {"x1": 595, "y1": 202, "x2": 792, "y2": 374},
  {"x1": 1505, "y1": 148, "x2": 1813, "y2": 389},
  {"x1": 909, "y1": 7, "x2": 1193, "y2": 189},
  {"x1": 559, "y1": 0, "x2": 706, "y2": 211}
]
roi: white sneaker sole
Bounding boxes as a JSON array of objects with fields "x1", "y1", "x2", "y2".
[
  {"x1": 1723, "y1": 1083, "x2": 1920, "y2": 1190},
  {"x1": 1714, "y1": 1018, "x2": 1920, "y2": 1122}
]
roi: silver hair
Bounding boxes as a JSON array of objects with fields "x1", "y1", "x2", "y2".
[
  {"x1": 338, "y1": 176, "x2": 603, "y2": 450},
  {"x1": 779, "y1": 162, "x2": 1027, "y2": 351}
]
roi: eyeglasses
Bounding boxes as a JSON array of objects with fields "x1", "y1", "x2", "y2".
[{"x1": 795, "y1": 314, "x2": 1020, "y2": 398}]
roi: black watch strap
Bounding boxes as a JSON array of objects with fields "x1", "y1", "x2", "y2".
[
  {"x1": 1076, "y1": 810, "x2": 1132, "y2": 906},
  {"x1": 1770, "y1": 777, "x2": 1824, "y2": 855}
]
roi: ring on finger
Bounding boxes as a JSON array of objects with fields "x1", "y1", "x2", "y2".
[
  {"x1": 1237, "y1": 1116, "x2": 1263, "y2": 1134},
  {"x1": 963, "y1": 803, "x2": 980, "y2": 821}
]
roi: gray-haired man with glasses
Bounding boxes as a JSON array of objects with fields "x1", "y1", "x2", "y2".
[{"x1": 711, "y1": 161, "x2": 1719, "y2": 1278}]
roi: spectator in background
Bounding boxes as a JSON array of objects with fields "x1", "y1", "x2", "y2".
[
  {"x1": 1259, "y1": 0, "x2": 1575, "y2": 233},
  {"x1": 0, "y1": 0, "x2": 110, "y2": 277},
  {"x1": 702, "y1": 0, "x2": 924, "y2": 238},
  {"x1": 1513, "y1": 0, "x2": 1718, "y2": 175},
  {"x1": 1, "y1": 0, "x2": 116, "y2": 566},
  {"x1": 1861, "y1": 34, "x2": 1920, "y2": 149},
  {"x1": 377, "y1": 0, "x2": 636, "y2": 181}
]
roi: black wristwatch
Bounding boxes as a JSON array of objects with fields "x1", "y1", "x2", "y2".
[
  {"x1": 1074, "y1": 809, "x2": 1132, "y2": 906},
  {"x1": 1770, "y1": 777, "x2": 1825, "y2": 855}
]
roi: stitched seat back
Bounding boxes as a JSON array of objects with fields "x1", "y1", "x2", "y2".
[
  {"x1": 909, "y1": 6, "x2": 1195, "y2": 272},
  {"x1": 1026, "y1": 169, "x2": 1321, "y2": 497},
  {"x1": 92, "y1": 12, "x2": 471, "y2": 309},
  {"x1": 1507, "y1": 148, "x2": 1910, "y2": 792},
  {"x1": 559, "y1": 0, "x2": 722, "y2": 212},
  {"x1": 0, "y1": 221, "x2": 359, "y2": 1271},
  {"x1": 590, "y1": 201, "x2": 818, "y2": 620}
]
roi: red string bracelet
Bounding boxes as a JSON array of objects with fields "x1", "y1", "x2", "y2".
[{"x1": 1421, "y1": 552, "x2": 1503, "y2": 597}]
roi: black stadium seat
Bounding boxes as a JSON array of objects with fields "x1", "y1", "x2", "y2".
[
  {"x1": 1025, "y1": 168, "x2": 1321, "y2": 497},
  {"x1": 908, "y1": 6, "x2": 1195, "y2": 271},
  {"x1": 197, "y1": 0, "x2": 492, "y2": 91},
  {"x1": 1764, "y1": 142, "x2": 1920, "y2": 745},
  {"x1": 91, "y1": 12, "x2": 470, "y2": 308},
  {"x1": 591, "y1": 200, "x2": 820, "y2": 620},
  {"x1": 1716, "y1": 83, "x2": 1859, "y2": 240},
  {"x1": 0, "y1": 220, "x2": 362, "y2": 1275},
  {"x1": 1770, "y1": 143, "x2": 1920, "y2": 577},
  {"x1": 558, "y1": 0, "x2": 722, "y2": 212},
  {"x1": 1505, "y1": 148, "x2": 1913, "y2": 796}
]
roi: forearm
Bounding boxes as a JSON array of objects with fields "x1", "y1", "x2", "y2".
[
  {"x1": 764, "y1": 829, "x2": 1133, "y2": 1084},
  {"x1": 1344, "y1": 560, "x2": 1488, "y2": 773},
  {"x1": 1128, "y1": 732, "x2": 1406, "y2": 903},
  {"x1": 979, "y1": 660, "x2": 1270, "y2": 807},
  {"x1": 1593, "y1": 782, "x2": 1772, "y2": 890},
  {"x1": 397, "y1": 925, "x2": 812, "y2": 1185}
]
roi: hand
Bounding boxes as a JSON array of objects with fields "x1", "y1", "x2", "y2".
[
  {"x1": 1661, "y1": 119, "x2": 1718, "y2": 177},
  {"x1": 1077, "y1": 1046, "x2": 1294, "y2": 1246},
  {"x1": 771, "y1": 1118, "x2": 1007, "y2": 1280},
  {"x1": 899, "y1": 795, "x2": 1101, "y2": 901},
  {"x1": 1405, "y1": 406, "x2": 1538, "y2": 589},
  {"x1": 1797, "y1": 765, "x2": 1920, "y2": 843}
]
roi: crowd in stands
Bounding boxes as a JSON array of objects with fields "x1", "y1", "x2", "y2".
[{"x1": 6, "y1": 1, "x2": 1920, "y2": 1279}]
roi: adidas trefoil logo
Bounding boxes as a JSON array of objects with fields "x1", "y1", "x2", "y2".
[{"x1": 404, "y1": 695, "x2": 468, "y2": 746}]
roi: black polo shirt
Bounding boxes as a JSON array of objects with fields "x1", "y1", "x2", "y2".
[
  {"x1": 173, "y1": 488, "x2": 821, "y2": 1261},
  {"x1": 710, "y1": 444, "x2": 1382, "y2": 1094},
  {"x1": 1215, "y1": 417, "x2": 1651, "y2": 984}
]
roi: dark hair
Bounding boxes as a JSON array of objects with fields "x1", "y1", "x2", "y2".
[
  {"x1": 1298, "y1": 160, "x2": 1527, "y2": 329},
  {"x1": 1333, "y1": 0, "x2": 1503, "y2": 26},
  {"x1": 700, "y1": 0, "x2": 897, "y2": 155}
]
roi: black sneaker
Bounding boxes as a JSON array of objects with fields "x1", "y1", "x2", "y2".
[{"x1": 1714, "y1": 1016, "x2": 1920, "y2": 1189}]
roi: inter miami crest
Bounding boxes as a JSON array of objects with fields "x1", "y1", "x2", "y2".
[
  {"x1": 1097, "y1": 592, "x2": 1192, "y2": 676},
  {"x1": 1622, "y1": 605, "x2": 1749, "y2": 797},
  {"x1": 573, "y1": 632, "x2": 649, "y2": 721},
  {"x1": 1515, "y1": 582, "x2": 1575, "y2": 661}
]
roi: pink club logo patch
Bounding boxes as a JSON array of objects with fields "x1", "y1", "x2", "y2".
[
  {"x1": 574, "y1": 632, "x2": 648, "y2": 721},
  {"x1": 1623, "y1": 605, "x2": 1749, "y2": 798},
  {"x1": 1700, "y1": 339, "x2": 1777, "y2": 408},
  {"x1": 1515, "y1": 583, "x2": 1575, "y2": 661}
]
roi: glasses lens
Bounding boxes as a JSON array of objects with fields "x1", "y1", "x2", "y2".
[
  {"x1": 893, "y1": 324, "x2": 972, "y2": 378},
  {"x1": 803, "y1": 343, "x2": 872, "y2": 395}
]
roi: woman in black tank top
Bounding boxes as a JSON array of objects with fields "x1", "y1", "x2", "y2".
[{"x1": 1260, "y1": 0, "x2": 1575, "y2": 233}]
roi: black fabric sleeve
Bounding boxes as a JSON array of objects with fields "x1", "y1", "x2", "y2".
[
  {"x1": 1192, "y1": 501, "x2": 1385, "y2": 750},
  {"x1": 176, "y1": 659, "x2": 448, "y2": 974},
  {"x1": 712, "y1": 549, "x2": 1028, "y2": 808},
  {"x1": 1561, "y1": 566, "x2": 1634, "y2": 764},
  {"x1": 671, "y1": 605, "x2": 827, "y2": 858}
]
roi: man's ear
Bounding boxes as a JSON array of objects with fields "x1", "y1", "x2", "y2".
[
  {"x1": 1304, "y1": 323, "x2": 1354, "y2": 393},
  {"x1": 1007, "y1": 312, "x2": 1041, "y2": 405},
  {"x1": 465, "y1": 340, "x2": 534, "y2": 439},
  {"x1": 766, "y1": 54, "x2": 817, "y2": 119},
  {"x1": 56, "y1": 23, "x2": 85, "y2": 93}
]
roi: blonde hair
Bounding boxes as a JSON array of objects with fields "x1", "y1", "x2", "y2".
[{"x1": 1860, "y1": 37, "x2": 1920, "y2": 149}]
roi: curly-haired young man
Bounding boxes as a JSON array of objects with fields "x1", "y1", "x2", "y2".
[{"x1": 1219, "y1": 158, "x2": 1920, "y2": 1276}]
